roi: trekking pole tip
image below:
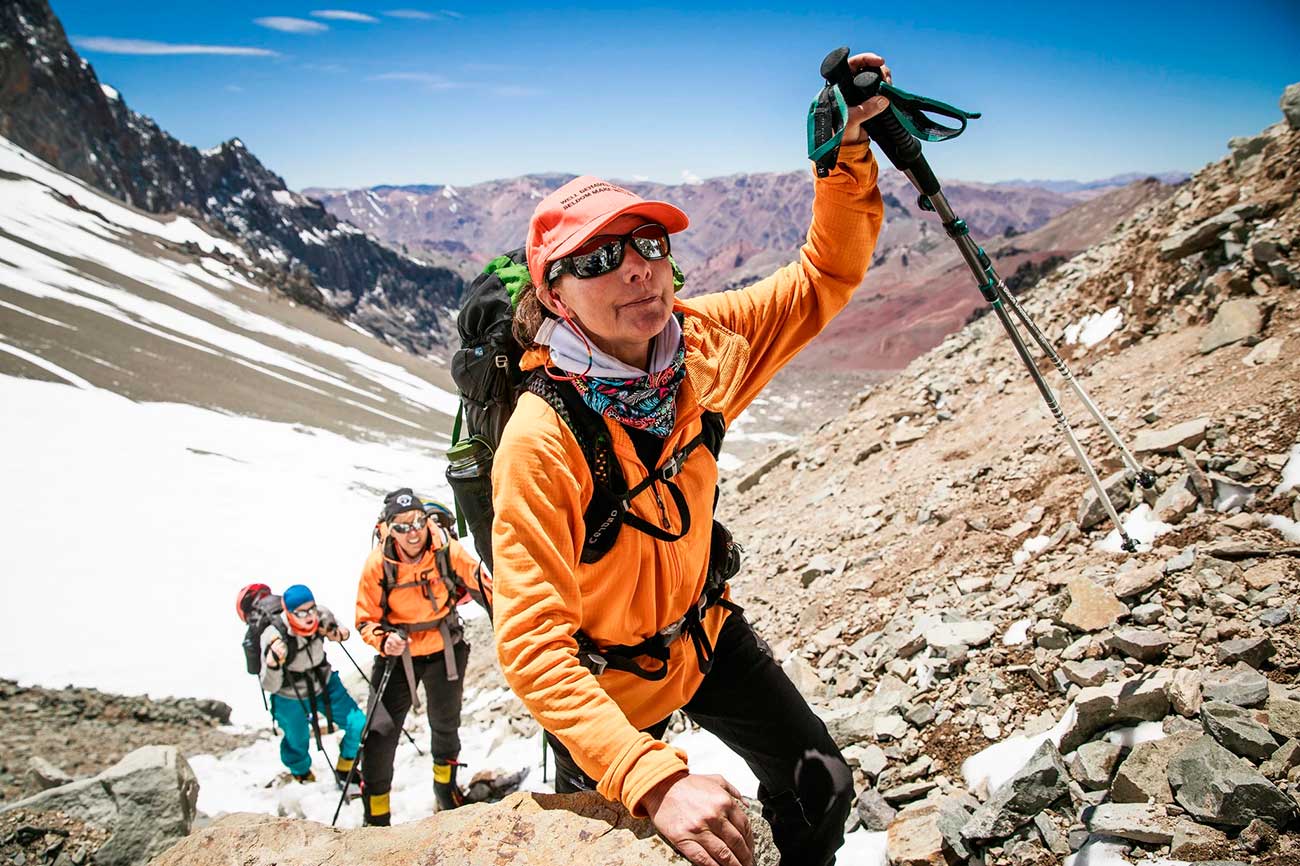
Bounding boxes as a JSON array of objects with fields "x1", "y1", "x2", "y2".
[
  {"x1": 1136, "y1": 470, "x2": 1156, "y2": 490},
  {"x1": 1121, "y1": 536, "x2": 1139, "y2": 554}
]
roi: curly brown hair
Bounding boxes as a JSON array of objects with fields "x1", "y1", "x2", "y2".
[{"x1": 511, "y1": 284, "x2": 550, "y2": 349}]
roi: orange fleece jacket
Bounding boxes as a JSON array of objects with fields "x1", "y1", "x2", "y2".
[
  {"x1": 491, "y1": 142, "x2": 883, "y2": 815},
  {"x1": 355, "y1": 528, "x2": 492, "y2": 656}
]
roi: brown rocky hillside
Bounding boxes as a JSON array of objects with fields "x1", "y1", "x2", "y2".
[{"x1": 718, "y1": 85, "x2": 1300, "y2": 863}]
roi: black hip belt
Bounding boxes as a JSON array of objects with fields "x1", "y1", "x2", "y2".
[{"x1": 577, "y1": 521, "x2": 743, "y2": 682}]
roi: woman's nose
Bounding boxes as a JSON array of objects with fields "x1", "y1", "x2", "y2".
[{"x1": 621, "y1": 242, "x2": 653, "y2": 282}]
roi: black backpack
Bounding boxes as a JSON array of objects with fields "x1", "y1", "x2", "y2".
[
  {"x1": 241, "y1": 594, "x2": 294, "y2": 675},
  {"x1": 445, "y1": 250, "x2": 725, "y2": 574}
]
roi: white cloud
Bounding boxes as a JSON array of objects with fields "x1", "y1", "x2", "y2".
[
  {"x1": 438, "y1": 9, "x2": 464, "y2": 17},
  {"x1": 369, "y1": 72, "x2": 462, "y2": 90},
  {"x1": 254, "y1": 16, "x2": 330, "y2": 34},
  {"x1": 384, "y1": 9, "x2": 437, "y2": 19},
  {"x1": 310, "y1": 9, "x2": 380, "y2": 22},
  {"x1": 224, "y1": 84, "x2": 245, "y2": 92},
  {"x1": 681, "y1": 169, "x2": 702, "y2": 185},
  {"x1": 73, "y1": 37, "x2": 278, "y2": 57}
]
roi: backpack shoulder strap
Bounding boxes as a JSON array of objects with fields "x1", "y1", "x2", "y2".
[{"x1": 700, "y1": 411, "x2": 725, "y2": 459}]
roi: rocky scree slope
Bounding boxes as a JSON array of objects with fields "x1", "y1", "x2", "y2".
[
  {"x1": 717, "y1": 86, "x2": 1300, "y2": 864},
  {"x1": 0, "y1": 0, "x2": 462, "y2": 352}
]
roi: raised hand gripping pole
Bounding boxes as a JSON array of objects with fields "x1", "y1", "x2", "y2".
[{"x1": 816, "y1": 47, "x2": 1154, "y2": 552}]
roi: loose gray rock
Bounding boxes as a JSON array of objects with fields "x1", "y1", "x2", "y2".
[
  {"x1": 960, "y1": 740, "x2": 1069, "y2": 843},
  {"x1": 880, "y1": 780, "x2": 937, "y2": 805},
  {"x1": 1112, "y1": 564, "x2": 1164, "y2": 599},
  {"x1": 1258, "y1": 607, "x2": 1291, "y2": 627},
  {"x1": 27, "y1": 755, "x2": 75, "y2": 791},
  {"x1": 1216, "y1": 636, "x2": 1276, "y2": 669},
  {"x1": 1166, "y1": 545, "x2": 1197, "y2": 573},
  {"x1": 1203, "y1": 664, "x2": 1270, "y2": 707},
  {"x1": 1061, "y1": 660, "x2": 1109, "y2": 688},
  {"x1": 1059, "y1": 672, "x2": 1171, "y2": 753},
  {"x1": 1108, "y1": 629, "x2": 1172, "y2": 662},
  {"x1": 1077, "y1": 470, "x2": 1133, "y2": 530},
  {"x1": 1059, "y1": 577, "x2": 1129, "y2": 633},
  {"x1": 1067, "y1": 740, "x2": 1124, "y2": 791},
  {"x1": 0, "y1": 745, "x2": 198, "y2": 866},
  {"x1": 1259, "y1": 739, "x2": 1300, "y2": 780},
  {"x1": 885, "y1": 801, "x2": 959, "y2": 866},
  {"x1": 736, "y1": 446, "x2": 798, "y2": 493},
  {"x1": 1111, "y1": 731, "x2": 1200, "y2": 804},
  {"x1": 1200, "y1": 299, "x2": 1264, "y2": 355},
  {"x1": 1081, "y1": 802, "x2": 1199, "y2": 844},
  {"x1": 1133, "y1": 418, "x2": 1211, "y2": 454},
  {"x1": 1153, "y1": 479, "x2": 1198, "y2": 524},
  {"x1": 1167, "y1": 735, "x2": 1297, "y2": 828},
  {"x1": 1131, "y1": 603, "x2": 1163, "y2": 625},
  {"x1": 855, "y1": 788, "x2": 896, "y2": 831},
  {"x1": 1283, "y1": 81, "x2": 1300, "y2": 130},
  {"x1": 815, "y1": 703, "x2": 875, "y2": 748},
  {"x1": 1159, "y1": 203, "x2": 1259, "y2": 261},
  {"x1": 1265, "y1": 699, "x2": 1300, "y2": 740},
  {"x1": 1167, "y1": 669, "x2": 1204, "y2": 718},
  {"x1": 924, "y1": 620, "x2": 995, "y2": 652},
  {"x1": 1201, "y1": 701, "x2": 1281, "y2": 761}
]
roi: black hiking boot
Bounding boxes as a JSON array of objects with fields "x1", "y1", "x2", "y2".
[{"x1": 433, "y1": 760, "x2": 466, "y2": 812}]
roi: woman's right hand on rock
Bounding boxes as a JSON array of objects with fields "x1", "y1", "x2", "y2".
[{"x1": 643, "y1": 772, "x2": 754, "y2": 866}]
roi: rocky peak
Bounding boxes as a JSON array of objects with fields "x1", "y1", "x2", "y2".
[{"x1": 0, "y1": 0, "x2": 463, "y2": 352}]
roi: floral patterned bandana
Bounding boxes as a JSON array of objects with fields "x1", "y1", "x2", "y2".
[{"x1": 568, "y1": 339, "x2": 687, "y2": 437}]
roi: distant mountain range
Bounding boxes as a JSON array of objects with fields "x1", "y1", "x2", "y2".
[
  {"x1": 992, "y1": 171, "x2": 1190, "y2": 195},
  {"x1": 307, "y1": 170, "x2": 1177, "y2": 373},
  {"x1": 0, "y1": 0, "x2": 462, "y2": 353}
]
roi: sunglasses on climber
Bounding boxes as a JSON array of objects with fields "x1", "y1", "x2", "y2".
[
  {"x1": 546, "y1": 223, "x2": 671, "y2": 283},
  {"x1": 389, "y1": 514, "x2": 428, "y2": 534}
]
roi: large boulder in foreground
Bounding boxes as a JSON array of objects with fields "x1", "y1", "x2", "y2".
[
  {"x1": 153, "y1": 791, "x2": 779, "y2": 866},
  {"x1": 0, "y1": 745, "x2": 197, "y2": 866}
]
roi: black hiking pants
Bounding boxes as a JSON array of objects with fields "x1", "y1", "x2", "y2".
[
  {"x1": 546, "y1": 615, "x2": 853, "y2": 866},
  {"x1": 361, "y1": 639, "x2": 470, "y2": 796}
]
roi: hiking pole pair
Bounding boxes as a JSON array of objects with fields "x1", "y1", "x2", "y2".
[
  {"x1": 337, "y1": 640, "x2": 424, "y2": 756},
  {"x1": 812, "y1": 47, "x2": 1154, "y2": 552},
  {"x1": 332, "y1": 654, "x2": 397, "y2": 826}
]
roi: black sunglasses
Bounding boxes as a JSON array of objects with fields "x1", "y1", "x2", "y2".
[
  {"x1": 547, "y1": 224, "x2": 671, "y2": 283},
  {"x1": 389, "y1": 514, "x2": 428, "y2": 534}
]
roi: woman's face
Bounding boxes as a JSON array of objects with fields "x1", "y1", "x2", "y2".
[{"x1": 539, "y1": 214, "x2": 676, "y2": 369}]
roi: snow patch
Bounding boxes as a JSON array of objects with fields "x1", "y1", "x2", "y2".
[
  {"x1": 1276, "y1": 443, "x2": 1300, "y2": 496},
  {"x1": 99, "y1": 83, "x2": 120, "y2": 101},
  {"x1": 272, "y1": 189, "x2": 298, "y2": 207},
  {"x1": 1095, "y1": 504, "x2": 1172, "y2": 553},
  {"x1": 1064, "y1": 306, "x2": 1124, "y2": 347},
  {"x1": 1262, "y1": 515, "x2": 1300, "y2": 543},
  {"x1": 1012, "y1": 534, "x2": 1050, "y2": 565},
  {"x1": 1002, "y1": 618, "x2": 1032, "y2": 646},
  {"x1": 1102, "y1": 721, "x2": 1165, "y2": 748}
]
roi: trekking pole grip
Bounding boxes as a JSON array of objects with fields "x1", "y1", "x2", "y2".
[{"x1": 818, "y1": 46, "x2": 941, "y2": 196}]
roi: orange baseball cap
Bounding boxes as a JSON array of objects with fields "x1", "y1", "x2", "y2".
[{"x1": 526, "y1": 175, "x2": 689, "y2": 287}]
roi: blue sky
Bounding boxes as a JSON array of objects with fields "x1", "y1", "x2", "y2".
[{"x1": 54, "y1": 1, "x2": 1300, "y2": 190}]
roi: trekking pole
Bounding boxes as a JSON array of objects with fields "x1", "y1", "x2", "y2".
[
  {"x1": 289, "y1": 675, "x2": 338, "y2": 788},
  {"x1": 337, "y1": 640, "x2": 423, "y2": 755},
  {"x1": 813, "y1": 47, "x2": 1154, "y2": 552},
  {"x1": 332, "y1": 655, "x2": 397, "y2": 826}
]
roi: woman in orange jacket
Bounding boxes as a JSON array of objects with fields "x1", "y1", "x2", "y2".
[
  {"x1": 490, "y1": 52, "x2": 890, "y2": 866},
  {"x1": 354, "y1": 488, "x2": 491, "y2": 825}
]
